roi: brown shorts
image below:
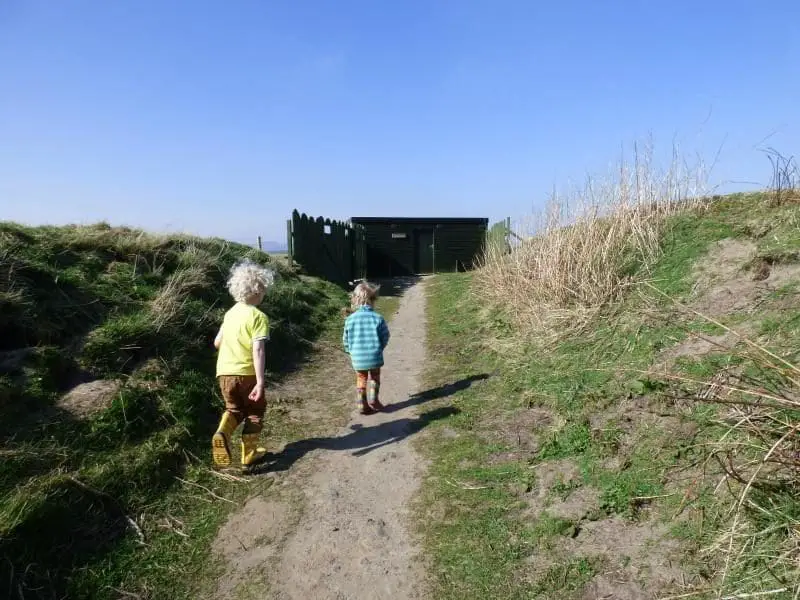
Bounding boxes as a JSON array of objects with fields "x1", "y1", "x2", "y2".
[
  {"x1": 218, "y1": 375, "x2": 265, "y2": 432},
  {"x1": 355, "y1": 369, "x2": 381, "y2": 390}
]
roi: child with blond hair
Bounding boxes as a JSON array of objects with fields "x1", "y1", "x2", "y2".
[
  {"x1": 212, "y1": 260, "x2": 275, "y2": 472},
  {"x1": 343, "y1": 281, "x2": 390, "y2": 414}
]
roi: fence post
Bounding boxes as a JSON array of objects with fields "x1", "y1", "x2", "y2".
[{"x1": 286, "y1": 219, "x2": 293, "y2": 266}]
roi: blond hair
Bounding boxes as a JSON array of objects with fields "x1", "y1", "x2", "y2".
[
  {"x1": 227, "y1": 260, "x2": 275, "y2": 303},
  {"x1": 351, "y1": 281, "x2": 380, "y2": 308}
]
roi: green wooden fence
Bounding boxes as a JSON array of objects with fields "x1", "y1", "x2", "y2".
[
  {"x1": 486, "y1": 217, "x2": 511, "y2": 255},
  {"x1": 286, "y1": 210, "x2": 367, "y2": 286}
]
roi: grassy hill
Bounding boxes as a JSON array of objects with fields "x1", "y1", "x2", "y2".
[
  {"x1": 418, "y1": 191, "x2": 800, "y2": 599},
  {"x1": 0, "y1": 223, "x2": 346, "y2": 599}
]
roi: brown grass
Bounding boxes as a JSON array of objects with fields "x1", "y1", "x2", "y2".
[
  {"x1": 150, "y1": 266, "x2": 211, "y2": 331},
  {"x1": 478, "y1": 141, "x2": 707, "y2": 340}
]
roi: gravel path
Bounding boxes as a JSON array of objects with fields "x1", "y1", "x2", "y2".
[
  {"x1": 214, "y1": 279, "x2": 431, "y2": 600},
  {"x1": 273, "y1": 279, "x2": 429, "y2": 600}
]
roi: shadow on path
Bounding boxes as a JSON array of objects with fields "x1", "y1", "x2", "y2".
[
  {"x1": 259, "y1": 373, "x2": 491, "y2": 475},
  {"x1": 373, "y1": 276, "x2": 421, "y2": 298},
  {"x1": 383, "y1": 373, "x2": 491, "y2": 414}
]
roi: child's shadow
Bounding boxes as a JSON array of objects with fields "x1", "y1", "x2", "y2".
[
  {"x1": 382, "y1": 373, "x2": 490, "y2": 413},
  {"x1": 262, "y1": 405, "x2": 460, "y2": 474},
  {"x1": 252, "y1": 373, "x2": 491, "y2": 475}
]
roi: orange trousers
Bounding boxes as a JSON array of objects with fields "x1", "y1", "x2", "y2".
[{"x1": 355, "y1": 368, "x2": 381, "y2": 390}]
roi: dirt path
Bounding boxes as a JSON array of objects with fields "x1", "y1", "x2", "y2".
[{"x1": 214, "y1": 279, "x2": 430, "y2": 600}]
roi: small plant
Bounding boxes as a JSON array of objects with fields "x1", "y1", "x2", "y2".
[
  {"x1": 538, "y1": 422, "x2": 592, "y2": 460},
  {"x1": 762, "y1": 147, "x2": 799, "y2": 207}
]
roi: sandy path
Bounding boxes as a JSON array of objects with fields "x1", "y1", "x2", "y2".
[{"x1": 270, "y1": 280, "x2": 430, "y2": 599}]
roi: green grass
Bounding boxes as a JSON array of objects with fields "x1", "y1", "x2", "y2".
[
  {"x1": 0, "y1": 222, "x2": 347, "y2": 599},
  {"x1": 417, "y1": 194, "x2": 800, "y2": 599}
]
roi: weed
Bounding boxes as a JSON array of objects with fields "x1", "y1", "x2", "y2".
[
  {"x1": 530, "y1": 557, "x2": 601, "y2": 597},
  {"x1": 538, "y1": 422, "x2": 592, "y2": 460}
]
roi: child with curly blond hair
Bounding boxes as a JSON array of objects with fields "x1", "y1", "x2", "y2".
[
  {"x1": 343, "y1": 281, "x2": 390, "y2": 414},
  {"x1": 212, "y1": 260, "x2": 275, "y2": 472}
]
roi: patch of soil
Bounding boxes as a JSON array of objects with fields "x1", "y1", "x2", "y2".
[
  {"x1": 568, "y1": 518, "x2": 692, "y2": 599},
  {"x1": 524, "y1": 458, "x2": 581, "y2": 514},
  {"x1": 589, "y1": 396, "x2": 698, "y2": 485},
  {"x1": 591, "y1": 396, "x2": 691, "y2": 441},
  {"x1": 58, "y1": 379, "x2": 121, "y2": 417},
  {"x1": 696, "y1": 239, "x2": 757, "y2": 281},
  {"x1": 765, "y1": 262, "x2": 800, "y2": 288},
  {"x1": 656, "y1": 330, "x2": 741, "y2": 367},
  {"x1": 581, "y1": 575, "x2": 651, "y2": 600},
  {"x1": 484, "y1": 407, "x2": 556, "y2": 463},
  {"x1": 546, "y1": 486, "x2": 601, "y2": 521},
  {"x1": 213, "y1": 496, "x2": 294, "y2": 599},
  {"x1": 690, "y1": 239, "x2": 800, "y2": 317}
]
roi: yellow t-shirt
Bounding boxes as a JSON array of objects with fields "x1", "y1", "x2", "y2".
[{"x1": 216, "y1": 303, "x2": 270, "y2": 376}]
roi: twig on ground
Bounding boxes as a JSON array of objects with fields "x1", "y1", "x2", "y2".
[
  {"x1": 175, "y1": 476, "x2": 236, "y2": 505},
  {"x1": 444, "y1": 479, "x2": 491, "y2": 491},
  {"x1": 67, "y1": 476, "x2": 146, "y2": 545},
  {"x1": 107, "y1": 587, "x2": 144, "y2": 599},
  {"x1": 206, "y1": 468, "x2": 249, "y2": 483}
]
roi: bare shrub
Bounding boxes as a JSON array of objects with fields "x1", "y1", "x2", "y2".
[{"x1": 478, "y1": 140, "x2": 707, "y2": 341}]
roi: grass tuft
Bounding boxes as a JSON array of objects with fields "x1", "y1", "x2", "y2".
[{"x1": 478, "y1": 140, "x2": 707, "y2": 341}]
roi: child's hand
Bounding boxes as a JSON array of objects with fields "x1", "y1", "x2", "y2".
[{"x1": 249, "y1": 383, "x2": 265, "y2": 401}]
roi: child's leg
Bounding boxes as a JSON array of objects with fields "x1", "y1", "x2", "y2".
[
  {"x1": 356, "y1": 370, "x2": 374, "y2": 414},
  {"x1": 213, "y1": 376, "x2": 244, "y2": 467},
  {"x1": 239, "y1": 376, "x2": 269, "y2": 472},
  {"x1": 367, "y1": 369, "x2": 383, "y2": 410}
]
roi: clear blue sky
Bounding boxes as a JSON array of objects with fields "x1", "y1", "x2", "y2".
[{"x1": 2, "y1": 1, "x2": 799, "y2": 245}]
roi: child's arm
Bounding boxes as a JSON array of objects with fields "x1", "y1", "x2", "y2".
[
  {"x1": 249, "y1": 311, "x2": 269, "y2": 401},
  {"x1": 249, "y1": 339, "x2": 266, "y2": 401},
  {"x1": 213, "y1": 328, "x2": 223, "y2": 350},
  {"x1": 342, "y1": 322, "x2": 350, "y2": 354},
  {"x1": 378, "y1": 318, "x2": 390, "y2": 349}
]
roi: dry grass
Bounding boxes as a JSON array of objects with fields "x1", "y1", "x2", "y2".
[
  {"x1": 478, "y1": 140, "x2": 707, "y2": 340},
  {"x1": 697, "y1": 358, "x2": 798, "y2": 597},
  {"x1": 645, "y1": 289, "x2": 800, "y2": 599},
  {"x1": 763, "y1": 147, "x2": 800, "y2": 207},
  {"x1": 149, "y1": 266, "x2": 211, "y2": 331}
]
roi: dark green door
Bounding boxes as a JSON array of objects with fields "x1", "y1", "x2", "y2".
[{"x1": 415, "y1": 229, "x2": 434, "y2": 274}]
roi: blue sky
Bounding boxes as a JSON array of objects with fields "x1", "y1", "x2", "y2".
[{"x1": 1, "y1": 1, "x2": 799, "y2": 245}]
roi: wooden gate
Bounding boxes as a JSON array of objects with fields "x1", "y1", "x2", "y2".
[{"x1": 286, "y1": 210, "x2": 366, "y2": 286}]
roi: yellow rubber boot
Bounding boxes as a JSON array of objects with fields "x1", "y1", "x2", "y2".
[
  {"x1": 212, "y1": 411, "x2": 239, "y2": 467},
  {"x1": 241, "y1": 433, "x2": 268, "y2": 473}
]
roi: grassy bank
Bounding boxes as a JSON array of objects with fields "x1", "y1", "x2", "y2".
[
  {"x1": 418, "y1": 194, "x2": 800, "y2": 599},
  {"x1": 0, "y1": 223, "x2": 347, "y2": 599}
]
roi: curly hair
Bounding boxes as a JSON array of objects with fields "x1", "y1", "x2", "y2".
[
  {"x1": 351, "y1": 281, "x2": 380, "y2": 308},
  {"x1": 226, "y1": 260, "x2": 275, "y2": 303}
]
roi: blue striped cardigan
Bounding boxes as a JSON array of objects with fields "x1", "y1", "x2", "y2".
[{"x1": 342, "y1": 306, "x2": 390, "y2": 371}]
